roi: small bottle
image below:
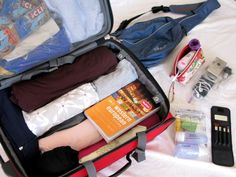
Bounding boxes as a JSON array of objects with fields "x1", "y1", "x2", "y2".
[
  {"x1": 177, "y1": 51, "x2": 196, "y2": 71},
  {"x1": 175, "y1": 144, "x2": 208, "y2": 159},
  {"x1": 175, "y1": 132, "x2": 208, "y2": 144},
  {"x1": 175, "y1": 118, "x2": 182, "y2": 132}
]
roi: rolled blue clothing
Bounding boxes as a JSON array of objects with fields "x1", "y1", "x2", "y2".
[
  {"x1": 93, "y1": 59, "x2": 138, "y2": 100},
  {"x1": 0, "y1": 27, "x2": 71, "y2": 75},
  {"x1": 0, "y1": 88, "x2": 40, "y2": 164}
]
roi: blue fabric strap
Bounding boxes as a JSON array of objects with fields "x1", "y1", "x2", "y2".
[
  {"x1": 175, "y1": 0, "x2": 221, "y2": 32},
  {"x1": 169, "y1": 3, "x2": 203, "y2": 15}
]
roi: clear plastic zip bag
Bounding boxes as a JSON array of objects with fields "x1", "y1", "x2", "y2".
[{"x1": 174, "y1": 109, "x2": 209, "y2": 160}]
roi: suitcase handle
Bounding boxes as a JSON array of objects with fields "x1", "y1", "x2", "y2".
[
  {"x1": 84, "y1": 131, "x2": 147, "y2": 177},
  {"x1": 108, "y1": 152, "x2": 133, "y2": 177},
  {"x1": 83, "y1": 152, "x2": 133, "y2": 177}
]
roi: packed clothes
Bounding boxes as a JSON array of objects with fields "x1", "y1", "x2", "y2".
[
  {"x1": 0, "y1": 89, "x2": 40, "y2": 165},
  {"x1": 39, "y1": 119, "x2": 102, "y2": 152},
  {"x1": 37, "y1": 59, "x2": 139, "y2": 152},
  {"x1": 34, "y1": 146, "x2": 78, "y2": 177},
  {"x1": 22, "y1": 59, "x2": 138, "y2": 137},
  {"x1": 10, "y1": 47, "x2": 118, "y2": 112},
  {"x1": 3, "y1": 19, "x2": 60, "y2": 61},
  {"x1": 0, "y1": 27, "x2": 71, "y2": 76},
  {"x1": 93, "y1": 59, "x2": 138, "y2": 100},
  {"x1": 23, "y1": 83, "x2": 99, "y2": 137}
]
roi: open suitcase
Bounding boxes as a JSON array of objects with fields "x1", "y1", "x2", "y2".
[{"x1": 0, "y1": 0, "x2": 174, "y2": 176}]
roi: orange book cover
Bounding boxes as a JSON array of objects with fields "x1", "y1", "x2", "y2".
[{"x1": 85, "y1": 80, "x2": 160, "y2": 142}]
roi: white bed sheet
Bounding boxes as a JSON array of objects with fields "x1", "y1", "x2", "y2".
[{"x1": 98, "y1": 0, "x2": 236, "y2": 176}]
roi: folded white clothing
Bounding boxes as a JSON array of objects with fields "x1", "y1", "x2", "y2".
[
  {"x1": 93, "y1": 59, "x2": 138, "y2": 100},
  {"x1": 45, "y1": 0, "x2": 104, "y2": 43},
  {"x1": 23, "y1": 83, "x2": 99, "y2": 137},
  {"x1": 3, "y1": 18, "x2": 60, "y2": 61},
  {"x1": 23, "y1": 59, "x2": 138, "y2": 137}
]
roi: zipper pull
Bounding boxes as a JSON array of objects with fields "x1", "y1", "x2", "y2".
[
  {"x1": 117, "y1": 52, "x2": 125, "y2": 60},
  {"x1": 110, "y1": 35, "x2": 122, "y2": 43},
  {"x1": 104, "y1": 34, "x2": 111, "y2": 40}
]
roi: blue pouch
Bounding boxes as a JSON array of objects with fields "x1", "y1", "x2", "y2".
[{"x1": 114, "y1": 0, "x2": 220, "y2": 68}]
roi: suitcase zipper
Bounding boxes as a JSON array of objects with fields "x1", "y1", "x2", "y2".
[{"x1": 106, "y1": 34, "x2": 121, "y2": 43}]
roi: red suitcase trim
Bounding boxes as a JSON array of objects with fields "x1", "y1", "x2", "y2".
[{"x1": 70, "y1": 113, "x2": 174, "y2": 177}]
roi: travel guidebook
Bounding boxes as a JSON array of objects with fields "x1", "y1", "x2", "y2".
[{"x1": 85, "y1": 80, "x2": 161, "y2": 142}]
